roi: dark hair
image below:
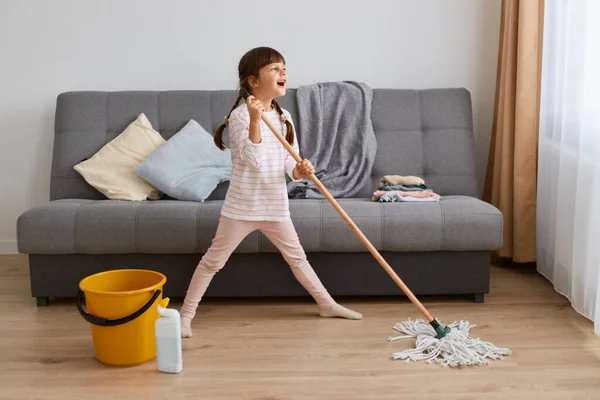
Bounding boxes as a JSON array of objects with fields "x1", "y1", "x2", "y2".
[{"x1": 214, "y1": 47, "x2": 295, "y2": 150}]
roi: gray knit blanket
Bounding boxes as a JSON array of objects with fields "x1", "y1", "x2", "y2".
[{"x1": 287, "y1": 81, "x2": 377, "y2": 199}]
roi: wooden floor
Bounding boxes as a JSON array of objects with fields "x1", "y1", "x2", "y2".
[{"x1": 1, "y1": 255, "x2": 599, "y2": 400}]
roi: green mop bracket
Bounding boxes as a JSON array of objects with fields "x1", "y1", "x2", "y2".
[{"x1": 430, "y1": 319, "x2": 451, "y2": 339}]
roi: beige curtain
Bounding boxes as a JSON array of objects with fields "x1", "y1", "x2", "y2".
[{"x1": 483, "y1": 0, "x2": 544, "y2": 263}]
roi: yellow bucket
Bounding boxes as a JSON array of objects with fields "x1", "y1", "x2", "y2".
[{"x1": 77, "y1": 269, "x2": 168, "y2": 367}]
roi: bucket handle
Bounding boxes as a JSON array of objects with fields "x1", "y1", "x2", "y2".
[{"x1": 76, "y1": 289, "x2": 161, "y2": 327}]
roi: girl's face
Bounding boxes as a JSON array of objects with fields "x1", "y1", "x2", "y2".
[{"x1": 250, "y1": 62, "x2": 287, "y2": 99}]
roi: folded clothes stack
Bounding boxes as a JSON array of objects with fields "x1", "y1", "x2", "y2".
[{"x1": 372, "y1": 175, "x2": 440, "y2": 203}]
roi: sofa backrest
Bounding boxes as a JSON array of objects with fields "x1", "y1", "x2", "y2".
[{"x1": 51, "y1": 88, "x2": 478, "y2": 201}]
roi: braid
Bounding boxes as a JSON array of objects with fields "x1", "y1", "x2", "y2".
[
  {"x1": 272, "y1": 100, "x2": 295, "y2": 146},
  {"x1": 214, "y1": 94, "x2": 243, "y2": 150}
]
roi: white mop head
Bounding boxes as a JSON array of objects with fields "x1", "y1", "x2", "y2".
[{"x1": 388, "y1": 319, "x2": 511, "y2": 367}]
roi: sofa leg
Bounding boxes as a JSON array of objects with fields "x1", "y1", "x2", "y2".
[
  {"x1": 36, "y1": 297, "x2": 50, "y2": 307},
  {"x1": 472, "y1": 293, "x2": 485, "y2": 303}
]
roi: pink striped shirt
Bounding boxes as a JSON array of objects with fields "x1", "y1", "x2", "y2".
[{"x1": 221, "y1": 104, "x2": 302, "y2": 221}]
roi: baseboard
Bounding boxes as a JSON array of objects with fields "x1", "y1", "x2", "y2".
[{"x1": 0, "y1": 240, "x2": 18, "y2": 254}]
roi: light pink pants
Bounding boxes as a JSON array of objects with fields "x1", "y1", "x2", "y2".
[{"x1": 180, "y1": 216, "x2": 335, "y2": 320}]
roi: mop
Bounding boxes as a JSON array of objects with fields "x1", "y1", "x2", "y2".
[{"x1": 244, "y1": 90, "x2": 511, "y2": 367}]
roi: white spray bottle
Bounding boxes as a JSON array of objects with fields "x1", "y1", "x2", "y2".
[{"x1": 155, "y1": 298, "x2": 183, "y2": 374}]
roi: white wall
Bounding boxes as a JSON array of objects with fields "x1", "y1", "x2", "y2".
[{"x1": 0, "y1": 0, "x2": 502, "y2": 253}]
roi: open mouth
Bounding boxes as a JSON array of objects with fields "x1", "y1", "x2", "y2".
[{"x1": 277, "y1": 81, "x2": 286, "y2": 87}]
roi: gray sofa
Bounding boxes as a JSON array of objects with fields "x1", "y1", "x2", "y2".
[{"x1": 17, "y1": 88, "x2": 503, "y2": 307}]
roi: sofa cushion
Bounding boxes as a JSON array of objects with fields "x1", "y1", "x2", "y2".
[
  {"x1": 17, "y1": 197, "x2": 502, "y2": 255},
  {"x1": 50, "y1": 89, "x2": 478, "y2": 202},
  {"x1": 73, "y1": 113, "x2": 166, "y2": 200},
  {"x1": 134, "y1": 119, "x2": 232, "y2": 202}
]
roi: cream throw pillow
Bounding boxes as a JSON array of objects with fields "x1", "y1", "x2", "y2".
[{"x1": 74, "y1": 113, "x2": 166, "y2": 200}]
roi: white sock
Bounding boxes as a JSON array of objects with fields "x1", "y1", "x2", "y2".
[
  {"x1": 181, "y1": 317, "x2": 192, "y2": 338},
  {"x1": 319, "y1": 303, "x2": 363, "y2": 320}
]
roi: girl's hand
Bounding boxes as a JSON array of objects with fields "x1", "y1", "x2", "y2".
[
  {"x1": 293, "y1": 159, "x2": 314, "y2": 180},
  {"x1": 247, "y1": 96, "x2": 265, "y2": 122}
]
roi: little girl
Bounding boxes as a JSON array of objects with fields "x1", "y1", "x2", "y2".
[{"x1": 179, "y1": 47, "x2": 362, "y2": 337}]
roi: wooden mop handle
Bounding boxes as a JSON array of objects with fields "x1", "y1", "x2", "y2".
[{"x1": 261, "y1": 115, "x2": 434, "y2": 322}]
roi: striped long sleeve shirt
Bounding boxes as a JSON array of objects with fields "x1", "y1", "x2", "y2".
[{"x1": 220, "y1": 103, "x2": 302, "y2": 221}]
